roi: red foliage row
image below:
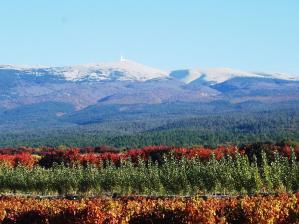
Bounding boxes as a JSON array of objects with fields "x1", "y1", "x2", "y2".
[
  {"x1": 37, "y1": 145, "x2": 241, "y2": 167},
  {"x1": 0, "y1": 143, "x2": 298, "y2": 168}
]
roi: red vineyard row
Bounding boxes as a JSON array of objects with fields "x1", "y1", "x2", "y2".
[{"x1": 0, "y1": 143, "x2": 298, "y2": 168}]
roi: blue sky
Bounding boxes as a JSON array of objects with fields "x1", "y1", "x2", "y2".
[{"x1": 0, "y1": 0, "x2": 298, "y2": 74}]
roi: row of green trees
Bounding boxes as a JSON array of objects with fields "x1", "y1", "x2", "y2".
[
  {"x1": 2, "y1": 129, "x2": 298, "y2": 149},
  {"x1": 0, "y1": 152, "x2": 298, "y2": 196}
]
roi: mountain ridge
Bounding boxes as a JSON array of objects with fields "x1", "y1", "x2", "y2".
[
  {"x1": 1, "y1": 59, "x2": 299, "y2": 84},
  {"x1": 0, "y1": 59, "x2": 299, "y2": 130}
]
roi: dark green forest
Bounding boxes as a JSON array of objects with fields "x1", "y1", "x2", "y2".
[{"x1": 1, "y1": 107, "x2": 298, "y2": 148}]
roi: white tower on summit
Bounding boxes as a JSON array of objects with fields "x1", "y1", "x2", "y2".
[{"x1": 120, "y1": 56, "x2": 126, "y2": 62}]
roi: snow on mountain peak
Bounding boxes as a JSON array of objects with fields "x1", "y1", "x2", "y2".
[
  {"x1": 1, "y1": 60, "x2": 298, "y2": 83},
  {"x1": 169, "y1": 68, "x2": 260, "y2": 84},
  {"x1": 48, "y1": 59, "x2": 168, "y2": 81},
  {"x1": 170, "y1": 67, "x2": 299, "y2": 84},
  {"x1": 0, "y1": 59, "x2": 168, "y2": 82}
]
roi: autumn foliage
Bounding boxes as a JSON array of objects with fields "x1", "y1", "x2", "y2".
[
  {"x1": 0, "y1": 194, "x2": 299, "y2": 224},
  {"x1": 0, "y1": 143, "x2": 297, "y2": 168},
  {"x1": 0, "y1": 153, "x2": 38, "y2": 168}
]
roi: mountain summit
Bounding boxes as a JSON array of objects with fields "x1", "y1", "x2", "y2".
[
  {"x1": 0, "y1": 59, "x2": 168, "y2": 82},
  {"x1": 1, "y1": 60, "x2": 298, "y2": 84},
  {"x1": 49, "y1": 59, "x2": 168, "y2": 81},
  {"x1": 0, "y1": 59, "x2": 299, "y2": 131}
]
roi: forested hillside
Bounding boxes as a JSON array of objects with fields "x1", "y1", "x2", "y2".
[{"x1": 1, "y1": 106, "x2": 298, "y2": 148}]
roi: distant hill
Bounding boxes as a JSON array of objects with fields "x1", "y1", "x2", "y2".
[{"x1": 0, "y1": 59, "x2": 299, "y2": 136}]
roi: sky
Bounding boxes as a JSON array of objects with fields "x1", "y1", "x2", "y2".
[{"x1": 0, "y1": 0, "x2": 298, "y2": 74}]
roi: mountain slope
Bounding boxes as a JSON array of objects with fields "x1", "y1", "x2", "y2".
[
  {"x1": 0, "y1": 59, "x2": 299, "y2": 131},
  {"x1": 170, "y1": 68, "x2": 299, "y2": 84}
]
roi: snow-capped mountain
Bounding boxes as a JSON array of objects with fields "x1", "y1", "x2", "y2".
[
  {"x1": 50, "y1": 59, "x2": 168, "y2": 81},
  {"x1": 169, "y1": 68, "x2": 299, "y2": 84},
  {"x1": 0, "y1": 59, "x2": 299, "y2": 110},
  {"x1": 1, "y1": 59, "x2": 298, "y2": 84},
  {"x1": 1, "y1": 59, "x2": 299, "y2": 131},
  {"x1": 0, "y1": 59, "x2": 168, "y2": 82}
]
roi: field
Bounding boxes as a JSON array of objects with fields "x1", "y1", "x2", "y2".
[{"x1": 0, "y1": 143, "x2": 299, "y2": 223}]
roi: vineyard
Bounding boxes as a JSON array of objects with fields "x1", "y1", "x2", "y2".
[
  {"x1": 0, "y1": 143, "x2": 299, "y2": 223},
  {"x1": 0, "y1": 194, "x2": 299, "y2": 223}
]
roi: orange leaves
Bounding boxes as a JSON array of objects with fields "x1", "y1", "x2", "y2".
[
  {"x1": 0, "y1": 153, "x2": 38, "y2": 168},
  {"x1": 0, "y1": 209, "x2": 6, "y2": 222},
  {"x1": 0, "y1": 194, "x2": 298, "y2": 224},
  {"x1": 240, "y1": 194, "x2": 298, "y2": 224}
]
